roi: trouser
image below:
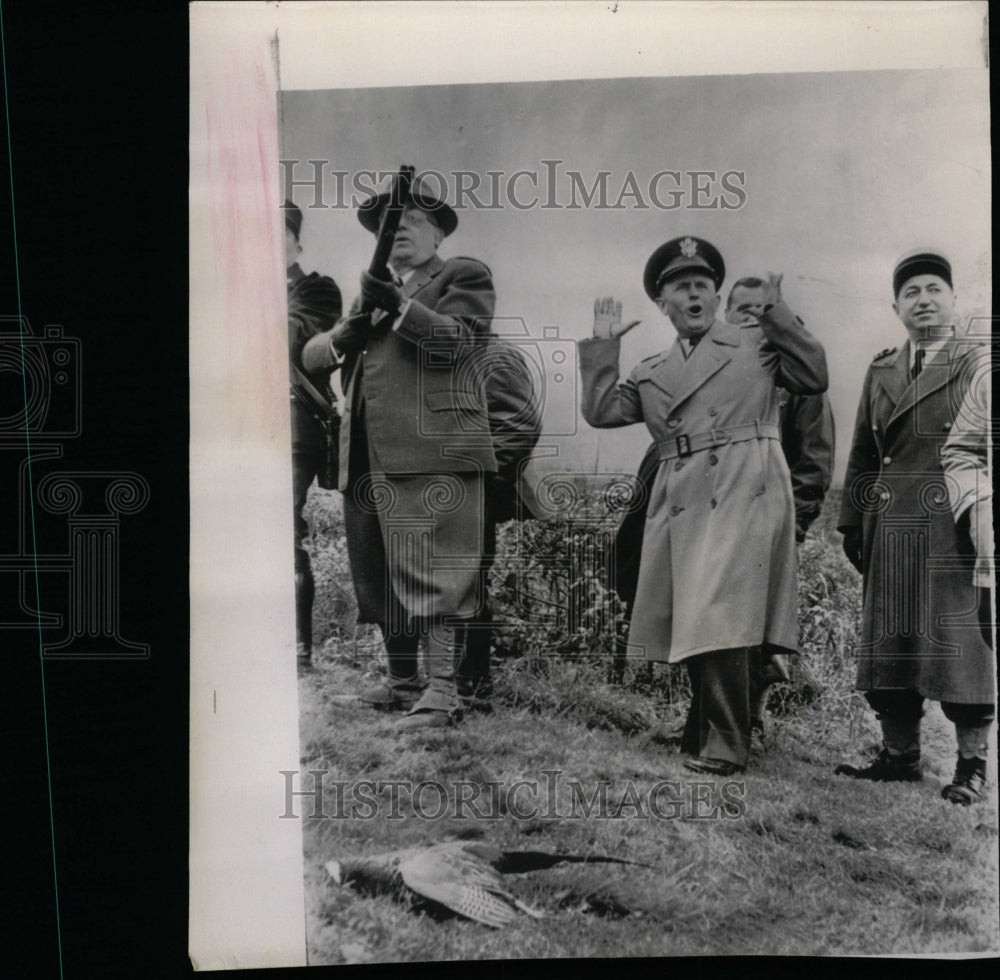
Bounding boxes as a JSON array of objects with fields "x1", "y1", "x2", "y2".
[
  {"x1": 681, "y1": 647, "x2": 754, "y2": 769},
  {"x1": 866, "y1": 689, "x2": 996, "y2": 761},
  {"x1": 457, "y1": 500, "x2": 498, "y2": 691},
  {"x1": 292, "y1": 443, "x2": 322, "y2": 652}
]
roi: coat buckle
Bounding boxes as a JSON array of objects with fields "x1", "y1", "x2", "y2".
[{"x1": 676, "y1": 434, "x2": 692, "y2": 458}]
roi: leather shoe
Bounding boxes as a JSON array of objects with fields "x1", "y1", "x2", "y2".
[
  {"x1": 683, "y1": 757, "x2": 744, "y2": 776},
  {"x1": 395, "y1": 707, "x2": 460, "y2": 731},
  {"x1": 941, "y1": 755, "x2": 987, "y2": 805},
  {"x1": 834, "y1": 748, "x2": 921, "y2": 782},
  {"x1": 359, "y1": 674, "x2": 423, "y2": 711}
]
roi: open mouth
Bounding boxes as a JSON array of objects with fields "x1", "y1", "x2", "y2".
[{"x1": 688, "y1": 305, "x2": 703, "y2": 317}]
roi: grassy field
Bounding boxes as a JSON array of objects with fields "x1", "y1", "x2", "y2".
[{"x1": 297, "y1": 487, "x2": 998, "y2": 963}]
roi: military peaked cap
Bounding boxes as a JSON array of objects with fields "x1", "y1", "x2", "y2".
[{"x1": 644, "y1": 235, "x2": 725, "y2": 299}]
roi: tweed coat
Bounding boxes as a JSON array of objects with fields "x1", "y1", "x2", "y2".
[
  {"x1": 579, "y1": 303, "x2": 828, "y2": 663},
  {"x1": 838, "y1": 339, "x2": 994, "y2": 703},
  {"x1": 334, "y1": 254, "x2": 497, "y2": 622}
]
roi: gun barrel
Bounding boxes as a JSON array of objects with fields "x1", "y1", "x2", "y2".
[{"x1": 367, "y1": 164, "x2": 415, "y2": 281}]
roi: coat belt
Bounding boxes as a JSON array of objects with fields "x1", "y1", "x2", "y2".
[{"x1": 656, "y1": 421, "x2": 780, "y2": 461}]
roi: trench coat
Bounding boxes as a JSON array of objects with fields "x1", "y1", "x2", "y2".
[
  {"x1": 317, "y1": 253, "x2": 497, "y2": 622},
  {"x1": 579, "y1": 303, "x2": 828, "y2": 663},
  {"x1": 940, "y1": 362, "x2": 993, "y2": 590},
  {"x1": 838, "y1": 339, "x2": 995, "y2": 703}
]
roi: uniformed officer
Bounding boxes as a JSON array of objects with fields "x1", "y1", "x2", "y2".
[
  {"x1": 284, "y1": 200, "x2": 343, "y2": 669},
  {"x1": 579, "y1": 235, "x2": 828, "y2": 774},
  {"x1": 302, "y1": 177, "x2": 496, "y2": 730},
  {"x1": 836, "y1": 249, "x2": 995, "y2": 804},
  {"x1": 610, "y1": 274, "x2": 835, "y2": 741}
]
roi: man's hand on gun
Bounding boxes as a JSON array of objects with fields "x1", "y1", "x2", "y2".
[
  {"x1": 360, "y1": 270, "x2": 405, "y2": 317},
  {"x1": 593, "y1": 297, "x2": 641, "y2": 339}
]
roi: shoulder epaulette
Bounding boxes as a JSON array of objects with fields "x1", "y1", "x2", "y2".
[{"x1": 873, "y1": 346, "x2": 898, "y2": 361}]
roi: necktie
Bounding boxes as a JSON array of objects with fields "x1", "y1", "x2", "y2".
[{"x1": 911, "y1": 348, "x2": 925, "y2": 381}]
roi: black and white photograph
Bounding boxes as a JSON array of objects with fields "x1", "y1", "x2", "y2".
[{"x1": 189, "y1": 1, "x2": 996, "y2": 969}]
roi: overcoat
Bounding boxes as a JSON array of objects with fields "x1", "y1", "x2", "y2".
[
  {"x1": 287, "y1": 263, "x2": 342, "y2": 451},
  {"x1": 838, "y1": 339, "x2": 994, "y2": 703},
  {"x1": 335, "y1": 254, "x2": 497, "y2": 622},
  {"x1": 579, "y1": 303, "x2": 827, "y2": 663},
  {"x1": 338, "y1": 254, "x2": 497, "y2": 484}
]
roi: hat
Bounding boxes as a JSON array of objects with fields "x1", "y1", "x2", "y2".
[
  {"x1": 893, "y1": 248, "x2": 952, "y2": 296},
  {"x1": 282, "y1": 199, "x2": 303, "y2": 239},
  {"x1": 643, "y1": 236, "x2": 725, "y2": 299},
  {"x1": 358, "y1": 173, "x2": 458, "y2": 237}
]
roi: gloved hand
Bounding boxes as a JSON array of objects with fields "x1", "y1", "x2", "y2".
[
  {"x1": 360, "y1": 270, "x2": 404, "y2": 316},
  {"x1": 842, "y1": 528, "x2": 863, "y2": 573},
  {"x1": 329, "y1": 313, "x2": 371, "y2": 355}
]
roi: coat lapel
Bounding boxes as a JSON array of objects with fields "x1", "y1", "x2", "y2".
[
  {"x1": 872, "y1": 344, "x2": 910, "y2": 419},
  {"x1": 401, "y1": 254, "x2": 444, "y2": 298},
  {"x1": 886, "y1": 341, "x2": 953, "y2": 430},
  {"x1": 643, "y1": 344, "x2": 685, "y2": 398},
  {"x1": 668, "y1": 320, "x2": 738, "y2": 413}
]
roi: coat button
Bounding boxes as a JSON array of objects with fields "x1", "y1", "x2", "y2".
[
  {"x1": 710, "y1": 498, "x2": 717, "y2": 508},
  {"x1": 708, "y1": 454, "x2": 718, "y2": 465},
  {"x1": 882, "y1": 456, "x2": 892, "y2": 465},
  {"x1": 708, "y1": 407, "x2": 718, "y2": 417},
  {"x1": 670, "y1": 505, "x2": 683, "y2": 516},
  {"x1": 674, "y1": 461, "x2": 684, "y2": 471},
  {"x1": 943, "y1": 423, "x2": 952, "y2": 431},
  {"x1": 667, "y1": 418, "x2": 679, "y2": 428}
]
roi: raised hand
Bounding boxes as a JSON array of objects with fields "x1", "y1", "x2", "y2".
[
  {"x1": 593, "y1": 297, "x2": 641, "y2": 339},
  {"x1": 762, "y1": 272, "x2": 783, "y2": 310}
]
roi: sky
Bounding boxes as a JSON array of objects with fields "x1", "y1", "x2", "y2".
[{"x1": 279, "y1": 67, "x2": 990, "y2": 486}]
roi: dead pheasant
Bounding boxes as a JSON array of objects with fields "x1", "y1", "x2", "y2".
[{"x1": 326, "y1": 841, "x2": 642, "y2": 928}]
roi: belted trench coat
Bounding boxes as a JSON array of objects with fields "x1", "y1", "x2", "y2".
[{"x1": 579, "y1": 303, "x2": 828, "y2": 663}]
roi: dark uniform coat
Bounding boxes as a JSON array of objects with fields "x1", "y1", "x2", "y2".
[
  {"x1": 336, "y1": 254, "x2": 497, "y2": 622},
  {"x1": 838, "y1": 339, "x2": 994, "y2": 703},
  {"x1": 287, "y1": 263, "x2": 342, "y2": 450},
  {"x1": 580, "y1": 303, "x2": 828, "y2": 663},
  {"x1": 778, "y1": 390, "x2": 835, "y2": 542}
]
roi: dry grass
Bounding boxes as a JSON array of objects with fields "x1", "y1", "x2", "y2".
[{"x1": 297, "y1": 487, "x2": 999, "y2": 963}]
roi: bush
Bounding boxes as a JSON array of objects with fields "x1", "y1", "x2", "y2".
[{"x1": 304, "y1": 480, "x2": 868, "y2": 735}]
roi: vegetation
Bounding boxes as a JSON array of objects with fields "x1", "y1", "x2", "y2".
[{"x1": 298, "y1": 486, "x2": 998, "y2": 962}]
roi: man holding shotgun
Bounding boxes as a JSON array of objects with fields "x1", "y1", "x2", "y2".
[{"x1": 304, "y1": 171, "x2": 496, "y2": 730}]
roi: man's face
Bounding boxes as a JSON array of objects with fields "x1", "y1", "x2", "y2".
[
  {"x1": 284, "y1": 227, "x2": 300, "y2": 270},
  {"x1": 893, "y1": 274, "x2": 956, "y2": 335},
  {"x1": 656, "y1": 273, "x2": 720, "y2": 337},
  {"x1": 726, "y1": 285, "x2": 765, "y2": 325},
  {"x1": 390, "y1": 206, "x2": 442, "y2": 273}
]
